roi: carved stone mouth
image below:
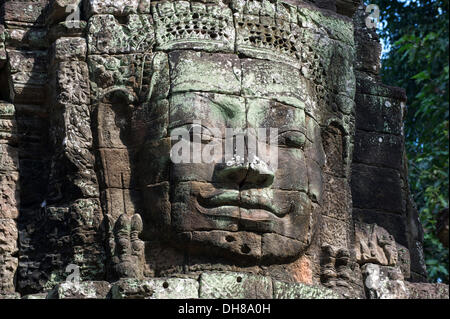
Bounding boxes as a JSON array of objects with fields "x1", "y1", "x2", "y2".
[{"x1": 196, "y1": 191, "x2": 289, "y2": 218}]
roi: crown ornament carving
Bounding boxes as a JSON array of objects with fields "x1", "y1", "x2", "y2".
[{"x1": 151, "y1": 0, "x2": 328, "y2": 101}]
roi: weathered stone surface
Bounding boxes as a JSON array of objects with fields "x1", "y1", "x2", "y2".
[
  {"x1": 353, "y1": 130, "x2": 403, "y2": 170},
  {"x1": 241, "y1": 59, "x2": 306, "y2": 109},
  {"x1": 0, "y1": 25, "x2": 6, "y2": 67},
  {"x1": 362, "y1": 264, "x2": 408, "y2": 299},
  {"x1": 199, "y1": 272, "x2": 272, "y2": 299},
  {"x1": 86, "y1": 0, "x2": 141, "y2": 16},
  {"x1": 353, "y1": 209, "x2": 408, "y2": 248},
  {"x1": 45, "y1": 0, "x2": 82, "y2": 25},
  {"x1": 47, "y1": 281, "x2": 111, "y2": 299},
  {"x1": 153, "y1": 1, "x2": 235, "y2": 52},
  {"x1": 3, "y1": 27, "x2": 49, "y2": 49},
  {"x1": 88, "y1": 14, "x2": 154, "y2": 54},
  {"x1": 51, "y1": 37, "x2": 87, "y2": 64},
  {"x1": 0, "y1": 174, "x2": 20, "y2": 219},
  {"x1": 169, "y1": 50, "x2": 241, "y2": 95},
  {"x1": 88, "y1": 52, "x2": 169, "y2": 103},
  {"x1": 355, "y1": 92, "x2": 404, "y2": 135},
  {"x1": 0, "y1": 292, "x2": 20, "y2": 299},
  {"x1": 1, "y1": 1, "x2": 47, "y2": 25},
  {"x1": 109, "y1": 214, "x2": 145, "y2": 279},
  {"x1": 0, "y1": 145, "x2": 19, "y2": 172},
  {"x1": 405, "y1": 282, "x2": 449, "y2": 299},
  {"x1": 351, "y1": 163, "x2": 403, "y2": 213},
  {"x1": 53, "y1": 61, "x2": 90, "y2": 106},
  {"x1": 169, "y1": 92, "x2": 246, "y2": 135},
  {"x1": 111, "y1": 277, "x2": 199, "y2": 299},
  {"x1": 362, "y1": 263, "x2": 449, "y2": 299},
  {"x1": 48, "y1": 21, "x2": 87, "y2": 43},
  {"x1": 273, "y1": 280, "x2": 342, "y2": 299},
  {"x1": 0, "y1": 219, "x2": 18, "y2": 293},
  {"x1": 355, "y1": 223, "x2": 398, "y2": 266}
]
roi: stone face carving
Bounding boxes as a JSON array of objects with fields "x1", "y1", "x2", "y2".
[
  {"x1": 133, "y1": 0, "x2": 355, "y2": 264},
  {"x1": 0, "y1": 0, "x2": 447, "y2": 299}
]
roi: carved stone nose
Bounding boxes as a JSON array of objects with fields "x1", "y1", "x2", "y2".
[
  {"x1": 242, "y1": 159, "x2": 275, "y2": 189},
  {"x1": 214, "y1": 158, "x2": 275, "y2": 189}
]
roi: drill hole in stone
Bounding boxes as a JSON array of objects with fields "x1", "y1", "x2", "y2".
[
  {"x1": 237, "y1": 276, "x2": 243, "y2": 283},
  {"x1": 225, "y1": 235, "x2": 236, "y2": 242},
  {"x1": 240, "y1": 244, "x2": 251, "y2": 254},
  {"x1": 163, "y1": 282, "x2": 169, "y2": 289}
]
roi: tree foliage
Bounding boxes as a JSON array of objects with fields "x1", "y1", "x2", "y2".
[{"x1": 369, "y1": 0, "x2": 449, "y2": 283}]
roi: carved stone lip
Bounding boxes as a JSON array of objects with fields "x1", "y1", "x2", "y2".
[{"x1": 196, "y1": 191, "x2": 288, "y2": 218}]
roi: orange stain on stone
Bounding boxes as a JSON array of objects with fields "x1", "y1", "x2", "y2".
[{"x1": 290, "y1": 255, "x2": 313, "y2": 284}]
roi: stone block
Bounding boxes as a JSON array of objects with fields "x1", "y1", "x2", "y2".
[
  {"x1": 241, "y1": 59, "x2": 306, "y2": 109},
  {"x1": 199, "y1": 272, "x2": 272, "y2": 299},
  {"x1": 0, "y1": 173, "x2": 20, "y2": 219},
  {"x1": 273, "y1": 280, "x2": 341, "y2": 299},
  {"x1": 47, "y1": 281, "x2": 111, "y2": 299},
  {"x1": 405, "y1": 282, "x2": 449, "y2": 299},
  {"x1": 111, "y1": 277, "x2": 199, "y2": 299},
  {"x1": 351, "y1": 163, "x2": 403, "y2": 213},
  {"x1": 355, "y1": 93, "x2": 403, "y2": 136},
  {"x1": 46, "y1": 0, "x2": 83, "y2": 25},
  {"x1": 88, "y1": 14, "x2": 154, "y2": 54},
  {"x1": 86, "y1": 0, "x2": 141, "y2": 17},
  {"x1": 1, "y1": 1, "x2": 47, "y2": 25},
  {"x1": 51, "y1": 37, "x2": 87, "y2": 63},
  {"x1": 3, "y1": 27, "x2": 49, "y2": 49},
  {"x1": 320, "y1": 215, "x2": 350, "y2": 249},
  {"x1": 353, "y1": 130, "x2": 403, "y2": 170},
  {"x1": 362, "y1": 263, "x2": 408, "y2": 299},
  {"x1": 0, "y1": 145, "x2": 19, "y2": 172},
  {"x1": 169, "y1": 50, "x2": 241, "y2": 95},
  {"x1": 153, "y1": 1, "x2": 234, "y2": 52},
  {"x1": 353, "y1": 209, "x2": 408, "y2": 248},
  {"x1": 54, "y1": 61, "x2": 90, "y2": 106}
]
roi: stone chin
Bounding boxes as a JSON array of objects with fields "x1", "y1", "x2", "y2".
[
  {"x1": 165, "y1": 181, "x2": 314, "y2": 263},
  {"x1": 179, "y1": 230, "x2": 311, "y2": 264}
]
